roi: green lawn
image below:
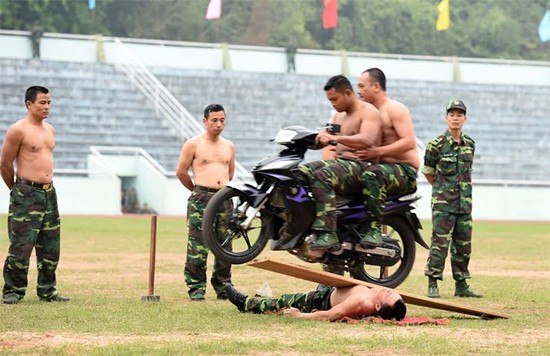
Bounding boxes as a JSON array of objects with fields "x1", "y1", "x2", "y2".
[{"x1": 0, "y1": 216, "x2": 549, "y2": 355}]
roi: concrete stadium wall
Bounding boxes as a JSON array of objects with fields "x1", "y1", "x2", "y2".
[
  {"x1": 1, "y1": 30, "x2": 549, "y2": 86},
  {"x1": 414, "y1": 182, "x2": 550, "y2": 222},
  {"x1": 0, "y1": 177, "x2": 547, "y2": 221},
  {"x1": 0, "y1": 153, "x2": 191, "y2": 217}
]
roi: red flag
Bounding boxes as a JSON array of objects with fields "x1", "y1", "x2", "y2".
[{"x1": 323, "y1": 0, "x2": 338, "y2": 29}]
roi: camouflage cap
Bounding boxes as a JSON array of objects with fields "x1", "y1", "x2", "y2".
[{"x1": 446, "y1": 99, "x2": 467, "y2": 113}]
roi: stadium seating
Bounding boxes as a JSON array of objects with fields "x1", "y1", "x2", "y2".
[
  {"x1": 0, "y1": 59, "x2": 183, "y2": 171},
  {"x1": 1, "y1": 58, "x2": 548, "y2": 181}
]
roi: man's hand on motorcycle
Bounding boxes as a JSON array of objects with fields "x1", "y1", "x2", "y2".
[{"x1": 316, "y1": 131, "x2": 337, "y2": 146}]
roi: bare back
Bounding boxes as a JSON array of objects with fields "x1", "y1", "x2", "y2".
[
  {"x1": 378, "y1": 99, "x2": 419, "y2": 169},
  {"x1": 176, "y1": 133, "x2": 235, "y2": 191},
  {"x1": 0, "y1": 118, "x2": 55, "y2": 188}
]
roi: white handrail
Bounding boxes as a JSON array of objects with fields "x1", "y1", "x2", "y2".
[
  {"x1": 112, "y1": 37, "x2": 251, "y2": 181},
  {"x1": 90, "y1": 145, "x2": 170, "y2": 175}
]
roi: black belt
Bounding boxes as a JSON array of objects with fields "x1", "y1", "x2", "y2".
[
  {"x1": 16, "y1": 178, "x2": 53, "y2": 190},
  {"x1": 194, "y1": 185, "x2": 219, "y2": 193}
]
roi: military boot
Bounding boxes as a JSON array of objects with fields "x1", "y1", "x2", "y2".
[
  {"x1": 39, "y1": 294, "x2": 71, "y2": 302},
  {"x1": 360, "y1": 222, "x2": 383, "y2": 248},
  {"x1": 427, "y1": 277, "x2": 440, "y2": 298},
  {"x1": 225, "y1": 284, "x2": 248, "y2": 312},
  {"x1": 3, "y1": 294, "x2": 21, "y2": 304},
  {"x1": 310, "y1": 231, "x2": 340, "y2": 251},
  {"x1": 454, "y1": 280, "x2": 483, "y2": 298}
]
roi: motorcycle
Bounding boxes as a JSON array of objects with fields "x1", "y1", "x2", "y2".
[{"x1": 202, "y1": 125, "x2": 428, "y2": 288}]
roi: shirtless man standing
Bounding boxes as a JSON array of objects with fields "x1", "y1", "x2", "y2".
[
  {"x1": 1, "y1": 86, "x2": 69, "y2": 304},
  {"x1": 176, "y1": 104, "x2": 235, "y2": 301},
  {"x1": 225, "y1": 284, "x2": 406, "y2": 321},
  {"x1": 298, "y1": 75, "x2": 381, "y2": 251},
  {"x1": 354, "y1": 68, "x2": 419, "y2": 247}
]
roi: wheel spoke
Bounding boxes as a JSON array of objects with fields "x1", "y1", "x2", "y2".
[
  {"x1": 239, "y1": 230, "x2": 253, "y2": 249},
  {"x1": 220, "y1": 230, "x2": 238, "y2": 248}
]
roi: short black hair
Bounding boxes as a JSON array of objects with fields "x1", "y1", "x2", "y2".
[
  {"x1": 323, "y1": 75, "x2": 353, "y2": 93},
  {"x1": 377, "y1": 298, "x2": 406, "y2": 321},
  {"x1": 203, "y1": 104, "x2": 225, "y2": 118},
  {"x1": 362, "y1": 68, "x2": 387, "y2": 91},
  {"x1": 25, "y1": 86, "x2": 49, "y2": 104}
]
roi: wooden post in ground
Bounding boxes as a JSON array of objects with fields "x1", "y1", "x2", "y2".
[{"x1": 142, "y1": 215, "x2": 160, "y2": 302}]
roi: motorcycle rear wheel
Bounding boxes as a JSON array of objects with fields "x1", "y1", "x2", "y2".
[
  {"x1": 350, "y1": 215, "x2": 416, "y2": 288},
  {"x1": 202, "y1": 187, "x2": 271, "y2": 264}
]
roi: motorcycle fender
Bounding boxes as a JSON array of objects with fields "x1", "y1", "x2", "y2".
[
  {"x1": 225, "y1": 182, "x2": 268, "y2": 208},
  {"x1": 404, "y1": 212, "x2": 429, "y2": 249}
]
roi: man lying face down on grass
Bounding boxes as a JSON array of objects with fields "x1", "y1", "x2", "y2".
[{"x1": 225, "y1": 284, "x2": 406, "y2": 321}]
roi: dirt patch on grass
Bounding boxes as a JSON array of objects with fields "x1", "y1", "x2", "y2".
[{"x1": 1, "y1": 327, "x2": 548, "y2": 351}]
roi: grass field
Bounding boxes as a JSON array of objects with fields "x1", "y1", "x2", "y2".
[{"x1": 0, "y1": 215, "x2": 549, "y2": 355}]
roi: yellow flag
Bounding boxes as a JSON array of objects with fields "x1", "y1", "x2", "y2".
[{"x1": 436, "y1": 0, "x2": 450, "y2": 31}]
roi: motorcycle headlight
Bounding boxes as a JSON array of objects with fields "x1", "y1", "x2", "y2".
[{"x1": 274, "y1": 129, "x2": 297, "y2": 144}]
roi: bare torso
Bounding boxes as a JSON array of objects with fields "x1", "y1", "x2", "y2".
[
  {"x1": 0, "y1": 118, "x2": 55, "y2": 188},
  {"x1": 191, "y1": 136, "x2": 234, "y2": 188},
  {"x1": 330, "y1": 285, "x2": 374, "y2": 306},
  {"x1": 176, "y1": 133, "x2": 235, "y2": 191},
  {"x1": 333, "y1": 112, "x2": 361, "y2": 157},
  {"x1": 331, "y1": 102, "x2": 381, "y2": 159}
]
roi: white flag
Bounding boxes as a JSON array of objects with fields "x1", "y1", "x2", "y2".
[{"x1": 205, "y1": 0, "x2": 222, "y2": 20}]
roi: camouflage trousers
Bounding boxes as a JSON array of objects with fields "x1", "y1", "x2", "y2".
[
  {"x1": 185, "y1": 187, "x2": 232, "y2": 296},
  {"x1": 297, "y1": 159, "x2": 368, "y2": 232},
  {"x1": 245, "y1": 287, "x2": 333, "y2": 314},
  {"x1": 362, "y1": 163, "x2": 418, "y2": 223},
  {"x1": 3, "y1": 183, "x2": 61, "y2": 300},
  {"x1": 424, "y1": 210, "x2": 473, "y2": 281}
]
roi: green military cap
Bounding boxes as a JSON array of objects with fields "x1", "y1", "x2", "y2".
[{"x1": 446, "y1": 99, "x2": 467, "y2": 113}]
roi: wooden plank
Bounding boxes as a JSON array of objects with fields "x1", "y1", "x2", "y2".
[{"x1": 248, "y1": 258, "x2": 509, "y2": 319}]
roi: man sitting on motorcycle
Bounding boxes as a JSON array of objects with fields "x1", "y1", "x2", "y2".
[
  {"x1": 224, "y1": 284, "x2": 406, "y2": 321},
  {"x1": 307, "y1": 69, "x2": 420, "y2": 251},
  {"x1": 297, "y1": 74, "x2": 382, "y2": 252},
  {"x1": 351, "y1": 68, "x2": 420, "y2": 247}
]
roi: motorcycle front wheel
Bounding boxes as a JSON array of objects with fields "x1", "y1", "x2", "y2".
[
  {"x1": 350, "y1": 215, "x2": 416, "y2": 288},
  {"x1": 202, "y1": 187, "x2": 271, "y2": 264}
]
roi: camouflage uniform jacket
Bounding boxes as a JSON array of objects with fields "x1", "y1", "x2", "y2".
[{"x1": 421, "y1": 130, "x2": 475, "y2": 214}]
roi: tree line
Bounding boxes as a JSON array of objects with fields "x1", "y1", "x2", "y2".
[{"x1": 0, "y1": 0, "x2": 548, "y2": 61}]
